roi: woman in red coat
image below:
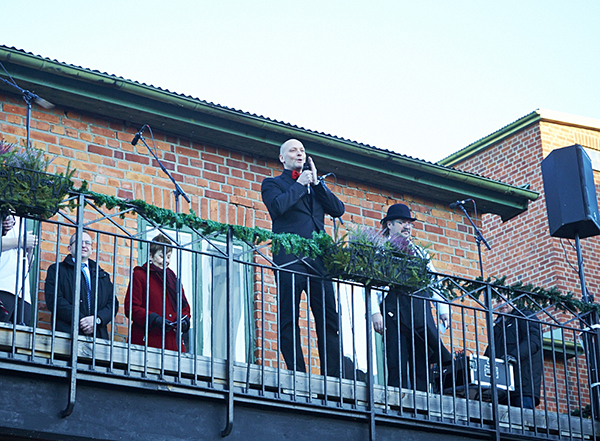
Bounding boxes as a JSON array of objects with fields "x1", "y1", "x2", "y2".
[{"x1": 125, "y1": 234, "x2": 191, "y2": 351}]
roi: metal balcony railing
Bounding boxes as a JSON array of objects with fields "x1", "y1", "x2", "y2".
[{"x1": 0, "y1": 193, "x2": 598, "y2": 440}]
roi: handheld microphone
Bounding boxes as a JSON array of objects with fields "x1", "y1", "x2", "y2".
[
  {"x1": 449, "y1": 199, "x2": 473, "y2": 209},
  {"x1": 131, "y1": 124, "x2": 147, "y2": 146},
  {"x1": 302, "y1": 162, "x2": 311, "y2": 194}
]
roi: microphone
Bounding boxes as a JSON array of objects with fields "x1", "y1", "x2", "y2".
[
  {"x1": 302, "y1": 162, "x2": 311, "y2": 194},
  {"x1": 131, "y1": 125, "x2": 147, "y2": 146},
  {"x1": 449, "y1": 199, "x2": 473, "y2": 209}
]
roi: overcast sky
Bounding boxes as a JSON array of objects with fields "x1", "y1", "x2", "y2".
[{"x1": 3, "y1": 1, "x2": 600, "y2": 162}]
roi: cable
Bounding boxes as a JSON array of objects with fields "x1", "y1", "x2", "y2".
[{"x1": 560, "y1": 237, "x2": 592, "y2": 299}]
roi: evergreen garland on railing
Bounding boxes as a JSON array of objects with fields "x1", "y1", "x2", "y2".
[
  {"x1": 450, "y1": 275, "x2": 600, "y2": 315},
  {"x1": 73, "y1": 183, "x2": 332, "y2": 258},
  {"x1": 72, "y1": 184, "x2": 598, "y2": 314}
]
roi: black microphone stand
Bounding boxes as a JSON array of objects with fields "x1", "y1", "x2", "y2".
[
  {"x1": 456, "y1": 202, "x2": 491, "y2": 279},
  {"x1": 136, "y1": 130, "x2": 190, "y2": 346},
  {"x1": 137, "y1": 133, "x2": 190, "y2": 213},
  {"x1": 0, "y1": 72, "x2": 54, "y2": 157}
]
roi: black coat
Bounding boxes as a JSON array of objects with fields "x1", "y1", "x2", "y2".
[
  {"x1": 485, "y1": 309, "x2": 543, "y2": 405},
  {"x1": 261, "y1": 169, "x2": 345, "y2": 267},
  {"x1": 45, "y1": 255, "x2": 118, "y2": 339}
]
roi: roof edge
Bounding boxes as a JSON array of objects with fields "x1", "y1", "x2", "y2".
[
  {"x1": 0, "y1": 46, "x2": 539, "y2": 219},
  {"x1": 438, "y1": 110, "x2": 541, "y2": 167}
]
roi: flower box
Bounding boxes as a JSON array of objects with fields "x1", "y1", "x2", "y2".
[
  {"x1": 0, "y1": 165, "x2": 72, "y2": 219},
  {"x1": 323, "y1": 241, "x2": 430, "y2": 289}
]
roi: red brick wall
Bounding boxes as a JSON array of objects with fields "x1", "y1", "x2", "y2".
[
  {"x1": 451, "y1": 120, "x2": 600, "y2": 296},
  {"x1": 1, "y1": 91, "x2": 483, "y2": 371},
  {"x1": 452, "y1": 119, "x2": 600, "y2": 413}
]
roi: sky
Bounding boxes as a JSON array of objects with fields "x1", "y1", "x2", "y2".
[{"x1": 3, "y1": 1, "x2": 600, "y2": 163}]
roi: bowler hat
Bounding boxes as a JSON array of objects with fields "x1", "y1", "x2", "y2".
[{"x1": 381, "y1": 203, "x2": 416, "y2": 224}]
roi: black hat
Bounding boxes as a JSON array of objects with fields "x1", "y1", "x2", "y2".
[{"x1": 381, "y1": 203, "x2": 416, "y2": 224}]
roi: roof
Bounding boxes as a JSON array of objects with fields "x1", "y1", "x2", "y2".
[
  {"x1": 0, "y1": 46, "x2": 538, "y2": 221},
  {"x1": 438, "y1": 109, "x2": 600, "y2": 167}
]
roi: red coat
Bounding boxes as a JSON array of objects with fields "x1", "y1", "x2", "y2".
[{"x1": 125, "y1": 263, "x2": 191, "y2": 351}]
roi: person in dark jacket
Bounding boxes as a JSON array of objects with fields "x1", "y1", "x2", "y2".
[
  {"x1": 125, "y1": 234, "x2": 191, "y2": 351},
  {"x1": 371, "y1": 203, "x2": 452, "y2": 391},
  {"x1": 484, "y1": 301, "x2": 543, "y2": 408},
  {"x1": 261, "y1": 139, "x2": 344, "y2": 376},
  {"x1": 45, "y1": 232, "x2": 118, "y2": 339}
]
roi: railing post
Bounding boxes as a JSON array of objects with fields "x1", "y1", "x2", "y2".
[
  {"x1": 484, "y1": 282, "x2": 500, "y2": 441},
  {"x1": 365, "y1": 286, "x2": 376, "y2": 441},
  {"x1": 61, "y1": 192, "x2": 85, "y2": 418},
  {"x1": 221, "y1": 226, "x2": 234, "y2": 437}
]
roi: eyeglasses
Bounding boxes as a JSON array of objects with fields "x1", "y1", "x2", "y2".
[
  {"x1": 390, "y1": 219, "x2": 414, "y2": 226},
  {"x1": 70, "y1": 240, "x2": 93, "y2": 247}
]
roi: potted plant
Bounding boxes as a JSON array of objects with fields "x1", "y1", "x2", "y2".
[
  {"x1": 0, "y1": 140, "x2": 74, "y2": 219},
  {"x1": 323, "y1": 224, "x2": 431, "y2": 289}
]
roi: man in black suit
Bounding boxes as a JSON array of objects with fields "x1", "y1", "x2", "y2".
[
  {"x1": 485, "y1": 301, "x2": 543, "y2": 408},
  {"x1": 45, "y1": 232, "x2": 118, "y2": 339},
  {"x1": 261, "y1": 139, "x2": 344, "y2": 376}
]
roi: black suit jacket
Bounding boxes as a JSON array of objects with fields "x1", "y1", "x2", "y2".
[
  {"x1": 45, "y1": 255, "x2": 118, "y2": 339},
  {"x1": 261, "y1": 169, "x2": 345, "y2": 266},
  {"x1": 484, "y1": 309, "x2": 543, "y2": 404}
]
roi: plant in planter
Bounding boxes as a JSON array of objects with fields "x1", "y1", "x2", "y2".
[
  {"x1": 323, "y1": 223, "x2": 431, "y2": 289},
  {"x1": 0, "y1": 140, "x2": 74, "y2": 219}
]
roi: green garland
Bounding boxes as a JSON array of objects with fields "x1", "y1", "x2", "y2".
[
  {"x1": 72, "y1": 183, "x2": 599, "y2": 315},
  {"x1": 74, "y1": 182, "x2": 332, "y2": 258},
  {"x1": 446, "y1": 275, "x2": 600, "y2": 315}
]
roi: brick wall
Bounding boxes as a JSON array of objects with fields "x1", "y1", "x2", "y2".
[
  {"x1": 451, "y1": 120, "x2": 600, "y2": 296},
  {"x1": 2, "y1": 91, "x2": 485, "y2": 372},
  {"x1": 451, "y1": 118, "x2": 600, "y2": 412}
]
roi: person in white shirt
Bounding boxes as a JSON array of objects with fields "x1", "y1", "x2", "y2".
[
  {"x1": 371, "y1": 203, "x2": 452, "y2": 391},
  {"x1": 0, "y1": 215, "x2": 38, "y2": 325}
]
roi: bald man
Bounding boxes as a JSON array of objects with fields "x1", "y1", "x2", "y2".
[{"x1": 261, "y1": 139, "x2": 344, "y2": 376}]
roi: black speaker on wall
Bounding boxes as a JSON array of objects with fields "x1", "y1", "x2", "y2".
[{"x1": 541, "y1": 144, "x2": 600, "y2": 239}]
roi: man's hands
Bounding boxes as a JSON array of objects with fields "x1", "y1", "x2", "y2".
[
  {"x1": 1, "y1": 215, "x2": 38, "y2": 249},
  {"x1": 79, "y1": 316, "x2": 95, "y2": 335},
  {"x1": 372, "y1": 312, "x2": 384, "y2": 335},
  {"x1": 2, "y1": 215, "x2": 15, "y2": 235},
  {"x1": 296, "y1": 157, "x2": 318, "y2": 186},
  {"x1": 439, "y1": 313, "x2": 449, "y2": 329}
]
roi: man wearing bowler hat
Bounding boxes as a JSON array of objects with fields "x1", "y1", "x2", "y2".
[{"x1": 371, "y1": 203, "x2": 452, "y2": 391}]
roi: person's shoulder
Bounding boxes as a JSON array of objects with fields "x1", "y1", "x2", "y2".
[{"x1": 131, "y1": 265, "x2": 149, "y2": 278}]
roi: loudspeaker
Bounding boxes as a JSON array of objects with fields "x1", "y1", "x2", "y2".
[{"x1": 541, "y1": 144, "x2": 600, "y2": 239}]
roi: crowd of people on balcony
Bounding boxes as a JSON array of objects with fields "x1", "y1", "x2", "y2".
[{"x1": 0, "y1": 139, "x2": 545, "y2": 409}]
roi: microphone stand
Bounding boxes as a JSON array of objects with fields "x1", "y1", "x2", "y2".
[
  {"x1": 456, "y1": 203, "x2": 491, "y2": 279},
  {"x1": 136, "y1": 133, "x2": 190, "y2": 342},
  {"x1": 0, "y1": 74, "x2": 54, "y2": 158},
  {"x1": 137, "y1": 134, "x2": 190, "y2": 214}
]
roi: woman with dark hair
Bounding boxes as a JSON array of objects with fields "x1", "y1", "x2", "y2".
[{"x1": 125, "y1": 234, "x2": 191, "y2": 351}]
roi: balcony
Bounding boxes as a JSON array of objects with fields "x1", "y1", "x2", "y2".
[{"x1": 0, "y1": 193, "x2": 598, "y2": 441}]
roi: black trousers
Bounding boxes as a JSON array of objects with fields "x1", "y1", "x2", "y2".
[
  {"x1": 383, "y1": 290, "x2": 452, "y2": 391},
  {"x1": 276, "y1": 261, "x2": 341, "y2": 376},
  {"x1": 0, "y1": 291, "x2": 31, "y2": 326}
]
